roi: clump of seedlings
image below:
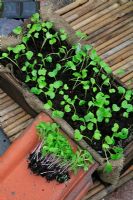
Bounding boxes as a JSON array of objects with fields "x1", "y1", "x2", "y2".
[
  {"x1": 0, "y1": 13, "x2": 133, "y2": 173},
  {"x1": 28, "y1": 122, "x2": 93, "y2": 183}
]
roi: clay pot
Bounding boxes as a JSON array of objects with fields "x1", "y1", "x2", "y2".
[{"x1": 0, "y1": 112, "x2": 98, "y2": 200}]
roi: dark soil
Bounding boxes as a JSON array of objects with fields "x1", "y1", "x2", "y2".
[
  {"x1": 28, "y1": 148, "x2": 70, "y2": 183},
  {"x1": 0, "y1": 26, "x2": 133, "y2": 158}
]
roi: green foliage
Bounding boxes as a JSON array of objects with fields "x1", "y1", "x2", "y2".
[
  {"x1": 118, "y1": 86, "x2": 125, "y2": 94},
  {"x1": 104, "y1": 162, "x2": 113, "y2": 173},
  {"x1": 100, "y1": 60, "x2": 112, "y2": 74},
  {"x1": 2, "y1": 53, "x2": 8, "y2": 58},
  {"x1": 60, "y1": 29, "x2": 68, "y2": 41},
  {"x1": 111, "y1": 147, "x2": 123, "y2": 160},
  {"x1": 43, "y1": 100, "x2": 53, "y2": 109},
  {"x1": 64, "y1": 104, "x2": 71, "y2": 113},
  {"x1": 13, "y1": 26, "x2": 22, "y2": 35},
  {"x1": 37, "y1": 122, "x2": 93, "y2": 173},
  {"x1": 45, "y1": 21, "x2": 53, "y2": 29},
  {"x1": 74, "y1": 129, "x2": 83, "y2": 141},
  {"x1": 76, "y1": 31, "x2": 88, "y2": 40},
  {"x1": 105, "y1": 136, "x2": 115, "y2": 145},
  {"x1": 1, "y1": 12, "x2": 133, "y2": 171},
  {"x1": 112, "y1": 104, "x2": 120, "y2": 112},
  {"x1": 93, "y1": 129, "x2": 102, "y2": 140},
  {"x1": 112, "y1": 123, "x2": 119, "y2": 132},
  {"x1": 26, "y1": 51, "x2": 34, "y2": 60},
  {"x1": 53, "y1": 80, "x2": 63, "y2": 89},
  {"x1": 31, "y1": 13, "x2": 40, "y2": 22},
  {"x1": 52, "y1": 110, "x2": 64, "y2": 118}
]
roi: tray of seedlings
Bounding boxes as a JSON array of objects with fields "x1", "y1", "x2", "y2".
[{"x1": 0, "y1": 6, "x2": 133, "y2": 186}]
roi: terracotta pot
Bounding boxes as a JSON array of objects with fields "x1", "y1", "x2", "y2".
[{"x1": 0, "y1": 112, "x2": 98, "y2": 200}]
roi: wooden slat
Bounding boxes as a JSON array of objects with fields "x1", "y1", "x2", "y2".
[
  {"x1": 89, "y1": 15, "x2": 133, "y2": 43},
  {"x1": 111, "y1": 55, "x2": 133, "y2": 71},
  {"x1": 83, "y1": 166, "x2": 133, "y2": 200},
  {"x1": 0, "y1": 99, "x2": 15, "y2": 110},
  {"x1": 94, "y1": 22, "x2": 133, "y2": 48},
  {"x1": 8, "y1": 119, "x2": 33, "y2": 138},
  {"x1": 0, "y1": 92, "x2": 7, "y2": 99},
  {"x1": 0, "y1": 90, "x2": 33, "y2": 141},
  {"x1": 70, "y1": 0, "x2": 118, "y2": 25},
  {"x1": 121, "y1": 72, "x2": 133, "y2": 83},
  {"x1": 101, "y1": 39, "x2": 132, "y2": 59},
  {"x1": 73, "y1": 1, "x2": 122, "y2": 30},
  {"x1": 109, "y1": 50, "x2": 132, "y2": 67},
  {"x1": 104, "y1": 44, "x2": 133, "y2": 61},
  {"x1": 81, "y1": 3, "x2": 133, "y2": 33},
  {"x1": 0, "y1": 95, "x2": 11, "y2": 105},
  {"x1": 126, "y1": 81, "x2": 133, "y2": 89},
  {"x1": 0, "y1": 107, "x2": 24, "y2": 122},
  {"x1": 66, "y1": 0, "x2": 108, "y2": 23},
  {"x1": 2, "y1": 112, "x2": 28, "y2": 128},
  {"x1": 114, "y1": 62, "x2": 133, "y2": 77},
  {"x1": 56, "y1": 0, "x2": 88, "y2": 15},
  {"x1": 120, "y1": 66, "x2": 133, "y2": 78},
  {"x1": 0, "y1": 103, "x2": 19, "y2": 116},
  {"x1": 59, "y1": 0, "x2": 104, "y2": 18},
  {"x1": 96, "y1": 29, "x2": 133, "y2": 51},
  {"x1": 4, "y1": 114, "x2": 31, "y2": 133}
]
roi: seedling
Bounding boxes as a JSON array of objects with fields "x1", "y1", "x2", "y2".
[{"x1": 28, "y1": 122, "x2": 93, "y2": 183}]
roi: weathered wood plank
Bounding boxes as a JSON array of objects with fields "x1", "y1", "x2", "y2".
[
  {"x1": 109, "y1": 50, "x2": 132, "y2": 66},
  {"x1": 101, "y1": 39, "x2": 133, "y2": 59},
  {"x1": 0, "y1": 95, "x2": 12, "y2": 105},
  {"x1": 60, "y1": 0, "x2": 104, "y2": 18},
  {"x1": 83, "y1": 166, "x2": 133, "y2": 200},
  {"x1": 2, "y1": 112, "x2": 28, "y2": 128},
  {"x1": 82, "y1": 3, "x2": 133, "y2": 33},
  {"x1": 0, "y1": 103, "x2": 19, "y2": 116},
  {"x1": 89, "y1": 15, "x2": 133, "y2": 43},
  {"x1": 73, "y1": 2, "x2": 121, "y2": 30},
  {"x1": 0, "y1": 90, "x2": 33, "y2": 140},
  {"x1": 0, "y1": 107, "x2": 24, "y2": 122},
  {"x1": 70, "y1": 0, "x2": 118, "y2": 25},
  {"x1": 121, "y1": 71, "x2": 133, "y2": 82},
  {"x1": 56, "y1": 0, "x2": 88, "y2": 15},
  {"x1": 114, "y1": 62, "x2": 133, "y2": 77},
  {"x1": 111, "y1": 55, "x2": 133, "y2": 71},
  {"x1": 0, "y1": 99, "x2": 14, "y2": 110},
  {"x1": 8, "y1": 119, "x2": 33, "y2": 138},
  {"x1": 4, "y1": 114, "x2": 31, "y2": 133},
  {"x1": 96, "y1": 29, "x2": 133, "y2": 51},
  {"x1": 105, "y1": 46, "x2": 133, "y2": 63}
]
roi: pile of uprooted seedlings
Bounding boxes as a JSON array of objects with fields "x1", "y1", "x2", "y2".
[
  {"x1": 28, "y1": 122, "x2": 93, "y2": 183},
  {"x1": 28, "y1": 143, "x2": 70, "y2": 183}
]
